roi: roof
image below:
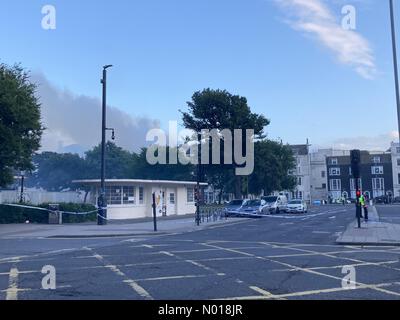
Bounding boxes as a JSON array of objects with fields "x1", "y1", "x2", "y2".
[
  {"x1": 72, "y1": 179, "x2": 208, "y2": 186},
  {"x1": 289, "y1": 144, "x2": 309, "y2": 156}
]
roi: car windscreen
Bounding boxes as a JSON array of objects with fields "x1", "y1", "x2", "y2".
[
  {"x1": 228, "y1": 200, "x2": 243, "y2": 206},
  {"x1": 262, "y1": 196, "x2": 278, "y2": 203},
  {"x1": 244, "y1": 200, "x2": 261, "y2": 206},
  {"x1": 289, "y1": 200, "x2": 302, "y2": 204}
]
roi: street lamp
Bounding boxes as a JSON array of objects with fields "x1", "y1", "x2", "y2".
[
  {"x1": 19, "y1": 170, "x2": 25, "y2": 204},
  {"x1": 98, "y1": 64, "x2": 113, "y2": 226},
  {"x1": 389, "y1": 0, "x2": 400, "y2": 144}
]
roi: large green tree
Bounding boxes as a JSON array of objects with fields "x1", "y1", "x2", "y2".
[
  {"x1": 131, "y1": 147, "x2": 195, "y2": 181},
  {"x1": 0, "y1": 64, "x2": 43, "y2": 187},
  {"x1": 248, "y1": 140, "x2": 297, "y2": 196},
  {"x1": 181, "y1": 88, "x2": 270, "y2": 198},
  {"x1": 28, "y1": 152, "x2": 87, "y2": 191}
]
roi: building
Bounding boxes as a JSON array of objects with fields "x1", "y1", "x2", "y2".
[
  {"x1": 326, "y1": 151, "x2": 394, "y2": 201},
  {"x1": 289, "y1": 144, "x2": 311, "y2": 202},
  {"x1": 390, "y1": 142, "x2": 400, "y2": 198},
  {"x1": 73, "y1": 179, "x2": 207, "y2": 220}
]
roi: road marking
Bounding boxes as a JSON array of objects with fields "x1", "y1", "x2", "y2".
[
  {"x1": 6, "y1": 268, "x2": 19, "y2": 300},
  {"x1": 203, "y1": 242, "x2": 400, "y2": 298},
  {"x1": 312, "y1": 231, "x2": 330, "y2": 234},
  {"x1": 84, "y1": 247, "x2": 153, "y2": 300},
  {"x1": 131, "y1": 274, "x2": 211, "y2": 282}
]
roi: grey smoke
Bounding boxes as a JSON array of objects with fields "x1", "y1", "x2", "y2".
[{"x1": 32, "y1": 72, "x2": 160, "y2": 154}]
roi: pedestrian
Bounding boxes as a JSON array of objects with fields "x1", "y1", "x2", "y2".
[{"x1": 363, "y1": 204, "x2": 369, "y2": 222}]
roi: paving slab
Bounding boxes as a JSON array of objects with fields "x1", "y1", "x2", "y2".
[{"x1": 336, "y1": 206, "x2": 400, "y2": 246}]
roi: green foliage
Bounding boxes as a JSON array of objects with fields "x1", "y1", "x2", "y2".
[
  {"x1": 28, "y1": 152, "x2": 87, "y2": 191},
  {"x1": 248, "y1": 140, "x2": 297, "y2": 195},
  {"x1": 84, "y1": 141, "x2": 135, "y2": 179},
  {"x1": 130, "y1": 147, "x2": 195, "y2": 181},
  {"x1": 0, "y1": 203, "x2": 96, "y2": 224},
  {"x1": 0, "y1": 63, "x2": 43, "y2": 187}
]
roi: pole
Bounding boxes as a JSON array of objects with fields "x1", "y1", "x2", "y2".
[
  {"x1": 19, "y1": 173, "x2": 24, "y2": 204},
  {"x1": 152, "y1": 192, "x2": 157, "y2": 232},
  {"x1": 390, "y1": 0, "x2": 400, "y2": 144},
  {"x1": 196, "y1": 132, "x2": 201, "y2": 226},
  {"x1": 98, "y1": 65, "x2": 112, "y2": 225}
]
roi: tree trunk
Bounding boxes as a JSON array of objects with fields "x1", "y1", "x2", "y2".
[{"x1": 234, "y1": 175, "x2": 242, "y2": 199}]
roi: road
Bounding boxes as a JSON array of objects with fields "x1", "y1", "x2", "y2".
[{"x1": 2, "y1": 205, "x2": 400, "y2": 300}]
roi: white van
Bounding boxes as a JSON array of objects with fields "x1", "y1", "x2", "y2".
[{"x1": 261, "y1": 195, "x2": 288, "y2": 214}]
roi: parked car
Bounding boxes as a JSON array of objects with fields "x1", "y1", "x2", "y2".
[
  {"x1": 224, "y1": 199, "x2": 244, "y2": 216},
  {"x1": 236, "y1": 199, "x2": 266, "y2": 216},
  {"x1": 261, "y1": 195, "x2": 288, "y2": 214},
  {"x1": 285, "y1": 199, "x2": 308, "y2": 214}
]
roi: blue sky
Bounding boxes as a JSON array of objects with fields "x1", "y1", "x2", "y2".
[{"x1": 1, "y1": 0, "x2": 399, "y2": 152}]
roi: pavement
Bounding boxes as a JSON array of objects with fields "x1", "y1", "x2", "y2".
[
  {"x1": 4, "y1": 205, "x2": 400, "y2": 300},
  {"x1": 336, "y1": 205, "x2": 400, "y2": 246},
  {"x1": 0, "y1": 215, "x2": 246, "y2": 239}
]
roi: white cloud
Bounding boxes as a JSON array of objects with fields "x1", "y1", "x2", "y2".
[
  {"x1": 327, "y1": 131, "x2": 399, "y2": 151},
  {"x1": 274, "y1": 0, "x2": 376, "y2": 79},
  {"x1": 33, "y1": 72, "x2": 160, "y2": 153}
]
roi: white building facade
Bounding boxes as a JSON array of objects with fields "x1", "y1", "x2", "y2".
[
  {"x1": 390, "y1": 142, "x2": 400, "y2": 198},
  {"x1": 73, "y1": 179, "x2": 207, "y2": 220}
]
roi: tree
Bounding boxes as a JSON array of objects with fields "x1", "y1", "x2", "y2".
[
  {"x1": 27, "y1": 152, "x2": 87, "y2": 191},
  {"x1": 84, "y1": 142, "x2": 135, "y2": 179},
  {"x1": 130, "y1": 147, "x2": 195, "y2": 181},
  {"x1": 248, "y1": 140, "x2": 297, "y2": 196},
  {"x1": 181, "y1": 88, "x2": 269, "y2": 198},
  {"x1": 0, "y1": 64, "x2": 43, "y2": 187}
]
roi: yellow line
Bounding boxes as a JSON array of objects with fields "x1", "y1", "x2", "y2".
[
  {"x1": 6, "y1": 268, "x2": 19, "y2": 300},
  {"x1": 84, "y1": 247, "x2": 153, "y2": 300}
]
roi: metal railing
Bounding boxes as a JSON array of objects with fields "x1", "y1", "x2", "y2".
[{"x1": 198, "y1": 205, "x2": 227, "y2": 223}]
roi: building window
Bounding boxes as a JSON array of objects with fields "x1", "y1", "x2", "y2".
[
  {"x1": 139, "y1": 187, "x2": 144, "y2": 204},
  {"x1": 329, "y1": 168, "x2": 340, "y2": 176},
  {"x1": 321, "y1": 171, "x2": 325, "y2": 178},
  {"x1": 298, "y1": 191, "x2": 303, "y2": 199},
  {"x1": 330, "y1": 179, "x2": 341, "y2": 191},
  {"x1": 350, "y1": 178, "x2": 362, "y2": 191},
  {"x1": 397, "y1": 158, "x2": 400, "y2": 166},
  {"x1": 371, "y1": 166, "x2": 384, "y2": 175},
  {"x1": 373, "y1": 178, "x2": 385, "y2": 190},
  {"x1": 398, "y1": 173, "x2": 400, "y2": 185},
  {"x1": 331, "y1": 158, "x2": 338, "y2": 165},
  {"x1": 105, "y1": 186, "x2": 122, "y2": 205},
  {"x1": 372, "y1": 156, "x2": 381, "y2": 163},
  {"x1": 322, "y1": 183, "x2": 327, "y2": 189},
  {"x1": 349, "y1": 167, "x2": 352, "y2": 176},
  {"x1": 169, "y1": 193, "x2": 175, "y2": 204},
  {"x1": 123, "y1": 186, "x2": 135, "y2": 204},
  {"x1": 187, "y1": 187, "x2": 194, "y2": 203},
  {"x1": 397, "y1": 147, "x2": 400, "y2": 154},
  {"x1": 298, "y1": 177, "x2": 302, "y2": 185}
]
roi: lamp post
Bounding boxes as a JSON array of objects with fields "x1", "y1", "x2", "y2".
[
  {"x1": 98, "y1": 65, "x2": 113, "y2": 225},
  {"x1": 390, "y1": 0, "x2": 400, "y2": 144},
  {"x1": 19, "y1": 170, "x2": 25, "y2": 204}
]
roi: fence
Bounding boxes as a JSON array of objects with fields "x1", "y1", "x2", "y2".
[
  {"x1": 0, "y1": 190, "x2": 86, "y2": 205},
  {"x1": 198, "y1": 205, "x2": 227, "y2": 223}
]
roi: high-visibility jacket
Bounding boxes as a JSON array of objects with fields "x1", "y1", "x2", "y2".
[{"x1": 359, "y1": 195, "x2": 365, "y2": 206}]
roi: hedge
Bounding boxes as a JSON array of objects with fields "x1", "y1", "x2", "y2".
[{"x1": 0, "y1": 203, "x2": 97, "y2": 224}]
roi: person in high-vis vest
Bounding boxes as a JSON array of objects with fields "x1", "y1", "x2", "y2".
[{"x1": 359, "y1": 194, "x2": 368, "y2": 221}]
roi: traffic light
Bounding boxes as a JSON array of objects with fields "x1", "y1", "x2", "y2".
[
  {"x1": 356, "y1": 190, "x2": 361, "y2": 198},
  {"x1": 350, "y1": 149, "x2": 361, "y2": 179}
]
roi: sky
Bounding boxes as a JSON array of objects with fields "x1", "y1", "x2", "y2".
[{"x1": 1, "y1": 0, "x2": 400, "y2": 153}]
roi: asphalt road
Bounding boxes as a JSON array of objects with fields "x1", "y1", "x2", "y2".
[{"x1": 2, "y1": 205, "x2": 400, "y2": 300}]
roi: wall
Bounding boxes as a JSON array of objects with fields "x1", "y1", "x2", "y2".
[{"x1": 0, "y1": 189, "x2": 86, "y2": 205}]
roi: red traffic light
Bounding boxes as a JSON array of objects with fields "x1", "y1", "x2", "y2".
[{"x1": 356, "y1": 190, "x2": 361, "y2": 198}]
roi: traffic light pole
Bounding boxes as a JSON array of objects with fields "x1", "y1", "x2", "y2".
[{"x1": 195, "y1": 132, "x2": 201, "y2": 226}]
